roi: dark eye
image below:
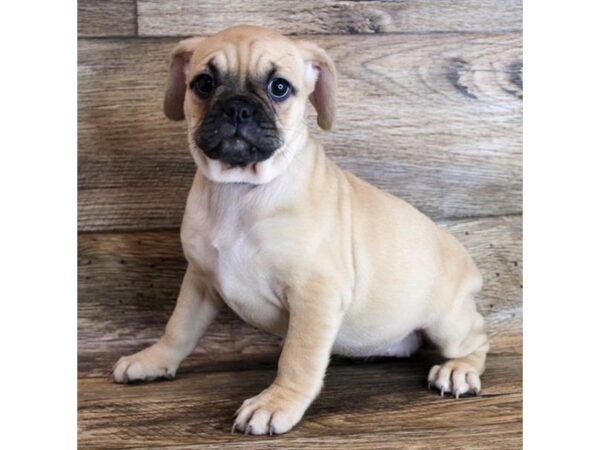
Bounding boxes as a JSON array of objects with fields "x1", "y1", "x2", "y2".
[
  {"x1": 191, "y1": 73, "x2": 214, "y2": 98},
  {"x1": 267, "y1": 78, "x2": 291, "y2": 101}
]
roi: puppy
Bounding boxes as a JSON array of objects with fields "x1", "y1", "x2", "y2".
[{"x1": 113, "y1": 25, "x2": 489, "y2": 435}]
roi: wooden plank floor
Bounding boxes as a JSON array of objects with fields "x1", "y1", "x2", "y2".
[
  {"x1": 78, "y1": 1, "x2": 522, "y2": 448},
  {"x1": 79, "y1": 353, "x2": 522, "y2": 449}
]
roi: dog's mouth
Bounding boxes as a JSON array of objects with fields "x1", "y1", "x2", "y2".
[
  {"x1": 202, "y1": 135, "x2": 275, "y2": 168},
  {"x1": 197, "y1": 121, "x2": 283, "y2": 168}
]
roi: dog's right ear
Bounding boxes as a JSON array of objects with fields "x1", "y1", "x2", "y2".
[{"x1": 164, "y1": 37, "x2": 205, "y2": 121}]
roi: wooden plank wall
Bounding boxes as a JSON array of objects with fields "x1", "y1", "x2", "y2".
[{"x1": 78, "y1": 1, "x2": 523, "y2": 377}]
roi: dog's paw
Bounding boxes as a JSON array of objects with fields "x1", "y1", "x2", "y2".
[
  {"x1": 232, "y1": 384, "x2": 310, "y2": 435},
  {"x1": 427, "y1": 361, "x2": 481, "y2": 398},
  {"x1": 112, "y1": 343, "x2": 178, "y2": 383}
]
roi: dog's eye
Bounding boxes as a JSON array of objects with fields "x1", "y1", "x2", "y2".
[
  {"x1": 191, "y1": 74, "x2": 214, "y2": 98},
  {"x1": 267, "y1": 78, "x2": 291, "y2": 101}
]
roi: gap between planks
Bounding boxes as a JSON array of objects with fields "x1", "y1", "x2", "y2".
[{"x1": 77, "y1": 29, "x2": 524, "y2": 40}]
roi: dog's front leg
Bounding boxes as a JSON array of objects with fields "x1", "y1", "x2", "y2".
[
  {"x1": 233, "y1": 285, "x2": 343, "y2": 435},
  {"x1": 112, "y1": 265, "x2": 222, "y2": 383}
]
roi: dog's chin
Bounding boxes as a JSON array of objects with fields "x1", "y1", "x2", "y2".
[
  {"x1": 204, "y1": 137, "x2": 274, "y2": 169},
  {"x1": 191, "y1": 140, "x2": 289, "y2": 185},
  {"x1": 190, "y1": 125, "x2": 308, "y2": 185}
]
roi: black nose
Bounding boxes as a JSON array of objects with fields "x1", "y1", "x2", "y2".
[{"x1": 224, "y1": 99, "x2": 254, "y2": 124}]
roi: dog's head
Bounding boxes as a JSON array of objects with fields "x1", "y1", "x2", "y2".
[{"x1": 164, "y1": 25, "x2": 336, "y2": 184}]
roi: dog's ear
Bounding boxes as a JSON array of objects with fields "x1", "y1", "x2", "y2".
[
  {"x1": 296, "y1": 40, "x2": 337, "y2": 130},
  {"x1": 164, "y1": 37, "x2": 205, "y2": 121}
]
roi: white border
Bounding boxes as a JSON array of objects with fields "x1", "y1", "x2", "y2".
[
  {"x1": 0, "y1": 1, "x2": 77, "y2": 448},
  {"x1": 2, "y1": 1, "x2": 600, "y2": 448},
  {"x1": 525, "y1": 1, "x2": 600, "y2": 448}
]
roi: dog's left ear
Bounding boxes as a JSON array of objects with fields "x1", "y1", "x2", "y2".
[
  {"x1": 296, "y1": 40, "x2": 337, "y2": 130},
  {"x1": 164, "y1": 37, "x2": 205, "y2": 121}
]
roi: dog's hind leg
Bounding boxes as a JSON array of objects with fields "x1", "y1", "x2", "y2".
[{"x1": 424, "y1": 292, "x2": 489, "y2": 398}]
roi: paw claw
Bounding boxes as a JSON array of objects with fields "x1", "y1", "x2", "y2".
[
  {"x1": 428, "y1": 361, "x2": 482, "y2": 399},
  {"x1": 245, "y1": 425, "x2": 252, "y2": 435}
]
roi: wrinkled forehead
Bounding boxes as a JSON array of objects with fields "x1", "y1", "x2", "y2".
[{"x1": 189, "y1": 35, "x2": 304, "y2": 86}]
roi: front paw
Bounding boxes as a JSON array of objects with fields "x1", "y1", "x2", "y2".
[
  {"x1": 233, "y1": 384, "x2": 311, "y2": 435},
  {"x1": 112, "y1": 343, "x2": 178, "y2": 383}
]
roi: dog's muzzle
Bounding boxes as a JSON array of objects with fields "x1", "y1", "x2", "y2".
[{"x1": 196, "y1": 95, "x2": 282, "y2": 167}]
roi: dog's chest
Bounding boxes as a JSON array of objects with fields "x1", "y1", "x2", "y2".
[{"x1": 182, "y1": 200, "x2": 286, "y2": 333}]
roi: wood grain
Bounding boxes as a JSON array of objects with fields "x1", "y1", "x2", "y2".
[
  {"x1": 78, "y1": 33, "x2": 522, "y2": 231},
  {"x1": 137, "y1": 0, "x2": 522, "y2": 36},
  {"x1": 78, "y1": 215, "x2": 522, "y2": 377},
  {"x1": 78, "y1": 0, "x2": 137, "y2": 37},
  {"x1": 78, "y1": 353, "x2": 522, "y2": 449}
]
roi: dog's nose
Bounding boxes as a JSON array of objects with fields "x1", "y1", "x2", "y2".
[{"x1": 224, "y1": 99, "x2": 254, "y2": 124}]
